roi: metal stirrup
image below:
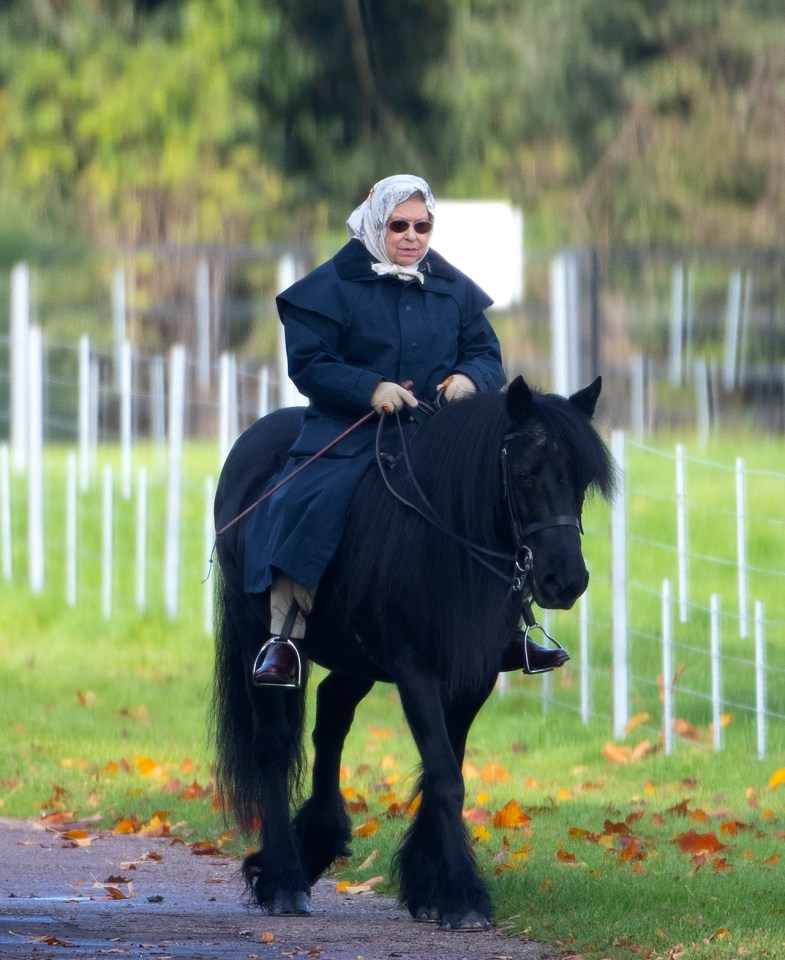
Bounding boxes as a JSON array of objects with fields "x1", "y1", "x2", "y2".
[
  {"x1": 521, "y1": 600, "x2": 565, "y2": 675},
  {"x1": 252, "y1": 600, "x2": 303, "y2": 689},
  {"x1": 251, "y1": 637, "x2": 303, "y2": 689}
]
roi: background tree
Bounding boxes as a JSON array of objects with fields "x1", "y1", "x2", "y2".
[
  {"x1": 1, "y1": 0, "x2": 784, "y2": 255},
  {"x1": 0, "y1": 0, "x2": 290, "y2": 251}
]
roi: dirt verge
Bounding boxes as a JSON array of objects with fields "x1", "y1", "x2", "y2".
[{"x1": 1, "y1": 818, "x2": 556, "y2": 960}]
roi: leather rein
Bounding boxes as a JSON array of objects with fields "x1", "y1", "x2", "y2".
[
  {"x1": 374, "y1": 412, "x2": 583, "y2": 663},
  {"x1": 375, "y1": 413, "x2": 583, "y2": 596}
]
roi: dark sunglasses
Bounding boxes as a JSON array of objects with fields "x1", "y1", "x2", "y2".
[{"x1": 387, "y1": 219, "x2": 433, "y2": 235}]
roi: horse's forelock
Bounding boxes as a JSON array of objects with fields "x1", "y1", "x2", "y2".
[{"x1": 531, "y1": 391, "x2": 616, "y2": 499}]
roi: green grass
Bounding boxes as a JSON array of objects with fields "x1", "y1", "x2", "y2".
[{"x1": 1, "y1": 435, "x2": 784, "y2": 960}]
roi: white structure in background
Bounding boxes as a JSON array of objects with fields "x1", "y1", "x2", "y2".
[
  {"x1": 277, "y1": 253, "x2": 309, "y2": 408},
  {"x1": 430, "y1": 201, "x2": 524, "y2": 310}
]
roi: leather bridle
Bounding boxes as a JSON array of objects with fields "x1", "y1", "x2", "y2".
[
  {"x1": 500, "y1": 431, "x2": 583, "y2": 591},
  {"x1": 377, "y1": 417, "x2": 584, "y2": 596}
]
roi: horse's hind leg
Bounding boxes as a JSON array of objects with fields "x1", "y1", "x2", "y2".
[
  {"x1": 293, "y1": 671, "x2": 375, "y2": 885},
  {"x1": 241, "y1": 685, "x2": 312, "y2": 915}
]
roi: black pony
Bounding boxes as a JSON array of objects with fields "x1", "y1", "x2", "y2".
[{"x1": 212, "y1": 375, "x2": 615, "y2": 931}]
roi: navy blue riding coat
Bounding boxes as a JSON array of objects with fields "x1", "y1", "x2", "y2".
[{"x1": 244, "y1": 238, "x2": 506, "y2": 594}]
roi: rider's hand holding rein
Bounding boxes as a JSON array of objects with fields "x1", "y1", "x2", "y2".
[
  {"x1": 437, "y1": 373, "x2": 476, "y2": 403},
  {"x1": 371, "y1": 381, "x2": 419, "y2": 416}
]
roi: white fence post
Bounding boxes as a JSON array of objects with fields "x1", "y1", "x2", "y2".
[
  {"x1": 754, "y1": 600, "x2": 766, "y2": 761},
  {"x1": 27, "y1": 325, "x2": 44, "y2": 593},
  {"x1": 164, "y1": 345, "x2": 186, "y2": 618},
  {"x1": 135, "y1": 466, "x2": 148, "y2": 614},
  {"x1": 710, "y1": 593, "x2": 722, "y2": 752},
  {"x1": 662, "y1": 579, "x2": 674, "y2": 756},
  {"x1": 102, "y1": 465, "x2": 113, "y2": 620},
  {"x1": 611, "y1": 430, "x2": 629, "y2": 739},
  {"x1": 90, "y1": 355, "x2": 100, "y2": 474},
  {"x1": 579, "y1": 588, "x2": 590, "y2": 725},
  {"x1": 736, "y1": 457, "x2": 748, "y2": 639},
  {"x1": 0, "y1": 444, "x2": 11, "y2": 581},
  {"x1": 10, "y1": 262, "x2": 30, "y2": 474},
  {"x1": 120, "y1": 339, "x2": 133, "y2": 499},
  {"x1": 675, "y1": 443, "x2": 689, "y2": 623},
  {"x1": 78, "y1": 335, "x2": 91, "y2": 492},
  {"x1": 66, "y1": 452, "x2": 77, "y2": 607}
]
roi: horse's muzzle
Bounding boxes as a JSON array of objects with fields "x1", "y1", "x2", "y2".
[{"x1": 530, "y1": 566, "x2": 589, "y2": 610}]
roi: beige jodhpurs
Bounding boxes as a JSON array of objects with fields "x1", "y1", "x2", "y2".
[{"x1": 269, "y1": 574, "x2": 316, "y2": 639}]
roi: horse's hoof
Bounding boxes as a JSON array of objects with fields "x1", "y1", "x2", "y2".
[
  {"x1": 413, "y1": 906, "x2": 439, "y2": 923},
  {"x1": 439, "y1": 910, "x2": 491, "y2": 932},
  {"x1": 268, "y1": 890, "x2": 311, "y2": 915}
]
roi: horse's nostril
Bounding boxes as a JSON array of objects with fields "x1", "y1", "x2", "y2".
[{"x1": 538, "y1": 568, "x2": 589, "y2": 604}]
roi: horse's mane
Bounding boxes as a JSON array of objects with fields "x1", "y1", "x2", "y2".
[{"x1": 332, "y1": 389, "x2": 614, "y2": 695}]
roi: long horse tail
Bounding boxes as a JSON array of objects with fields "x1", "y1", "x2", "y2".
[{"x1": 210, "y1": 565, "x2": 309, "y2": 834}]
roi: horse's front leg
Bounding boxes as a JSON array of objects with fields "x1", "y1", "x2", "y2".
[
  {"x1": 393, "y1": 658, "x2": 496, "y2": 931},
  {"x1": 293, "y1": 670, "x2": 375, "y2": 884}
]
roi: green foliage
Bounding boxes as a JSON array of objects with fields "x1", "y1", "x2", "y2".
[
  {"x1": 0, "y1": 0, "x2": 292, "y2": 249},
  {"x1": 0, "y1": 0, "x2": 784, "y2": 252}
]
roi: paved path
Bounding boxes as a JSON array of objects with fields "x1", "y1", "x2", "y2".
[{"x1": 1, "y1": 819, "x2": 554, "y2": 960}]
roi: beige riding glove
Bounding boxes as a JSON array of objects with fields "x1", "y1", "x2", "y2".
[
  {"x1": 370, "y1": 381, "x2": 419, "y2": 415},
  {"x1": 437, "y1": 373, "x2": 476, "y2": 402}
]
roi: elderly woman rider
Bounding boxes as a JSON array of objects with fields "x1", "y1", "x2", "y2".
[{"x1": 246, "y1": 174, "x2": 568, "y2": 686}]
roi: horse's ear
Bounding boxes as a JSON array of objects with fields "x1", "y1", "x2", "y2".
[
  {"x1": 569, "y1": 376, "x2": 602, "y2": 418},
  {"x1": 506, "y1": 375, "x2": 533, "y2": 427}
]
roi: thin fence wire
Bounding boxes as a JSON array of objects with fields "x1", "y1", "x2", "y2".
[{"x1": 0, "y1": 325, "x2": 783, "y2": 755}]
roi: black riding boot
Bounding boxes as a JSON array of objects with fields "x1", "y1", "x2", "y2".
[
  {"x1": 252, "y1": 599, "x2": 302, "y2": 688},
  {"x1": 500, "y1": 629, "x2": 570, "y2": 675},
  {"x1": 252, "y1": 638, "x2": 301, "y2": 687}
]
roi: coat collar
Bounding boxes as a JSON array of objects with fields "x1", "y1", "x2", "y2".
[{"x1": 335, "y1": 238, "x2": 456, "y2": 284}]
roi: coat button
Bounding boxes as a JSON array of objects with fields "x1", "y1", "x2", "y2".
[
  {"x1": 411, "y1": 342, "x2": 418, "y2": 348},
  {"x1": 405, "y1": 305, "x2": 412, "y2": 311}
]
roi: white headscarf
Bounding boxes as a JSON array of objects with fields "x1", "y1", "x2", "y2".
[{"x1": 346, "y1": 174, "x2": 436, "y2": 283}]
